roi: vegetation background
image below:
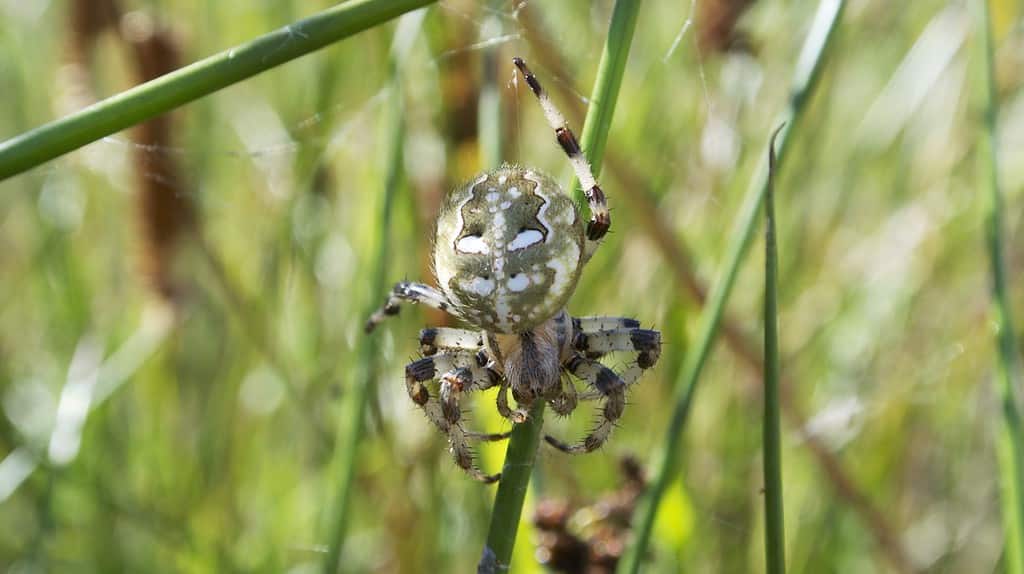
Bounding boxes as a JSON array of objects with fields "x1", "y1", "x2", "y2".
[{"x1": 0, "y1": 0, "x2": 1022, "y2": 572}]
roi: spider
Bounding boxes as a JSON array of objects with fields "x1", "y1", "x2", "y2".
[{"x1": 365, "y1": 57, "x2": 661, "y2": 483}]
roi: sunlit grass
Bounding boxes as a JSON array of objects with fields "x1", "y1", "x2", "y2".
[
  {"x1": 975, "y1": 1, "x2": 1024, "y2": 572},
  {"x1": 620, "y1": 1, "x2": 847, "y2": 571}
]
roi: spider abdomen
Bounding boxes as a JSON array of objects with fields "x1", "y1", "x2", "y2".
[{"x1": 434, "y1": 165, "x2": 584, "y2": 333}]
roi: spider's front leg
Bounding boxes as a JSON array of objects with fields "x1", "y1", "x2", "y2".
[
  {"x1": 514, "y1": 57, "x2": 610, "y2": 262},
  {"x1": 364, "y1": 282, "x2": 455, "y2": 333},
  {"x1": 404, "y1": 352, "x2": 507, "y2": 483}
]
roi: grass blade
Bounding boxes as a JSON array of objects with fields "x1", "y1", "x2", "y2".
[
  {"x1": 478, "y1": 1, "x2": 643, "y2": 571},
  {"x1": 976, "y1": 1, "x2": 1024, "y2": 572},
  {"x1": 320, "y1": 11, "x2": 425, "y2": 573},
  {"x1": 618, "y1": 2, "x2": 846, "y2": 572},
  {"x1": 569, "y1": 0, "x2": 641, "y2": 202},
  {"x1": 763, "y1": 126, "x2": 786, "y2": 574},
  {"x1": 0, "y1": 0, "x2": 436, "y2": 181}
]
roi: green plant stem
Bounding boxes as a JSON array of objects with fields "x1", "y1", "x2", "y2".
[
  {"x1": 617, "y1": 2, "x2": 845, "y2": 572},
  {"x1": 0, "y1": 0, "x2": 436, "y2": 181},
  {"x1": 569, "y1": 0, "x2": 641, "y2": 203},
  {"x1": 320, "y1": 12, "x2": 424, "y2": 574},
  {"x1": 479, "y1": 400, "x2": 546, "y2": 573},
  {"x1": 479, "y1": 2, "x2": 642, "y2": 571},
  {"x1": 478, "y1": 0, "x2": 505, "y2": 172},
  {"x1": 976, "y1": 2, "x2": 1024, "y2": 572},
  {"x1": 763, "y1": 127, "x2": 786, "y2": 574}
]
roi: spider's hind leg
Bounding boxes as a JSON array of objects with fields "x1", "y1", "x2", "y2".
[
  {"x1": 404, "y1": 353, "x2": 506, "y2": 483},
  {"x1": 365, "y1": 282, "x2": 455, "y2": 333}
]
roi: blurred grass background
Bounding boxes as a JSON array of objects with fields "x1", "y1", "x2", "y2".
[{"x1": 1, "y1": 0, "x2": 1023, "y2": 572}]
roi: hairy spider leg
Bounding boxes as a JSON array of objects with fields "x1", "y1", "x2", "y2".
[
  {"x1": 365, "y1": 282, "x2": 456, "y2": 333},
  {"x1": 417, "y1": 327, "x2": 514, "y2": 435},
  {"x1": 496, "y1": 377, "x2": 530, "y2": 425},
  {"x1": 544, "y1": 318, "x2": 662, "y2": 453},
  {"x1": 418, "y1": 327, "x2": 485, "y2": 356},
  {"x1": 572, "y1": 322, "x2": 661, "y2": 400},
  {"x1": 545, "y1": 356, "x2": 626, "y2": 454},
  {"x1": 513, "y1": 57, "x2": 610, "y2": 262},
  {"x1": 548, "y1": 372, "x2": 579, "y2": 417},
  {"x1": 404, "y1": 352, "x2": 507, "y2": 483},
  {"x1": 573, "y1": 316, "x2": 641, "y2": 332}
]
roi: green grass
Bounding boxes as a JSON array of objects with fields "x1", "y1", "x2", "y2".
[
  {"x1": 976, "y1": 1, "x2": 1024, "y2": 572},
  {"x1": 763, "y1": 125, "x2": 786, "y2": 574},
  {"x1": 0, "y1": 0, "x2": 436, "y2": 180},
  {"x1": 320, "y1": 11, "x2": 424, "y2": 574},
  {"x1": 619, "y1": 2, "x2": 846, "y2": 571}
]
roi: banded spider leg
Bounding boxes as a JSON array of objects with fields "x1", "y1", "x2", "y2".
[
  {"x1": 404, "y1": 328, "x2": 509, "y2": 483},
  {"x1": 365, "y1": 282, "x2": 454, "y2": 333},
  {"x1": 544, "y1": 316, "x2": 662, "y2": 454},
  {"x1": 513, "y1": 57, "x2": 610, "y2": 262}
]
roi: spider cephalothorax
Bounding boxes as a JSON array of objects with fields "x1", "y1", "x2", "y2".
[{"x1": 366, "y1": 58, "x2": 660, "y2": 483}]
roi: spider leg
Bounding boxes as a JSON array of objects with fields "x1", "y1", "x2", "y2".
[
  {"x1": 572, "y1": 325, "x2": 661, "y2": 371},
  {"x1": 545, "y1": 317, "x2": 661, "y2": 452},
  {"x1": 496, "y1": 378, "x2": 529, "y2": 424},
  {"x1": 573, "y1": 316, "x2": 641, "y2": 332},
  {"x1": 418, "y1": 327, "x2": 485, "y2": 356},
  {"x1": 404, "y1": 353, "x2": 505, "y2": 483},
  {"x1": 548, "y1": 373, "x2": 578, "y2": 417},
  {"x1": 571, "y1": 319, "x2": 661, "y2": 401},
  {"x1": 545, "y1": 356, "x2": 625, "y2": 454},
  {"x1": 365, "y1": 282, "x2": 455, "y2": 333},
  {"x1": 513, "y1": 57, "x2": 609, "y2": 262}
]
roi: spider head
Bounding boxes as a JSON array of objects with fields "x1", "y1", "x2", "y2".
[{"x1": 434, "y1": 165, "x2": 585, "y2": 334}]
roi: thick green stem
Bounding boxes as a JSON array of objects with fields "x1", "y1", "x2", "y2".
[
  {"x1": 976, "y1": 2, "x2": 1024, "y2": 572},
  {"x1": 320, "y1": 12, "x2": 424, "y2": 573},
  {"x1": 763, "y1": 128, "x2": 786, "y2": 574},
  {"x1": 479, "y1": 401, "x2": 546, "y2": 573},
  {"x1": 479, "y1": 2, "x2": 643, "y2": 571},
  {"x1": 617, "y1": 2, "x2": 845, "y2": 572},
  {"x1": 0, "y1": 0, "x2": 436, "y2": 181}
]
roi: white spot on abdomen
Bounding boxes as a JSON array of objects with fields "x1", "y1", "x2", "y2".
[
  {"x1": 456, "y1": 235, "x2": 489, "y2": 254},
  {"x1": 509, "y1": 229, "x2": 543, "y2": 251},
  {"x1": 507, "y1": 274, "x2": 531, "y2": 292},
  {"x1": 465, "y1": 276, "x2": 495, "y2": 296}
]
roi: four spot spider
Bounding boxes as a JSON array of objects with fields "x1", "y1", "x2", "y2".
[{"x1": 365, "y1": 57, "x2": 661, "y2": 483}]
